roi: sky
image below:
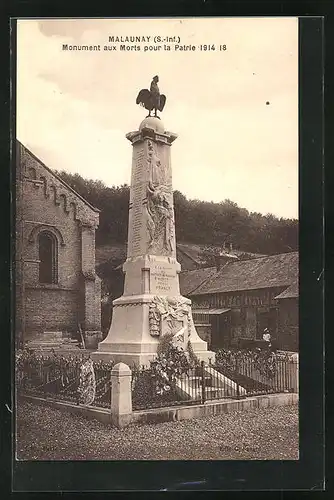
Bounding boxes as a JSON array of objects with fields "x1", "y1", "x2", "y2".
[{"x1": 16, "y1": 18, "x2": 298, "y2": 219}]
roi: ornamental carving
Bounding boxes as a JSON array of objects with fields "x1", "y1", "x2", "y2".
[
  {"x1": 20, "y1": 144, "x2": 99, "y2": 229},
  {"x1": 146, "y1": 140, "x2": 174, "y2": 255},
  {"x1": 148, "y1": 296, "x2": 191, "y2": 339}
]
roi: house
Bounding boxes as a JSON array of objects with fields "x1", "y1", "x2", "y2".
[
  {"x1": 95, "y1": 242, "x2": 270, "y2": 335},
  {"x1": 176, "y1": 242, "x2": 267, "y2": 271},
  {"x1": 176, "y1": 243, "x2": 206, "y2": 270},
  {"x1": 180, "y1": 250, "x2": 299, "y2": 352},
  {"x1": 15, "y1": 141, "x2": 102, "y2": 348}
]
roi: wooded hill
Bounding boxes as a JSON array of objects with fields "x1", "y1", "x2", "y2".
[{"x1": 55, "y1": 170, "x2": 298, "y2": 255}]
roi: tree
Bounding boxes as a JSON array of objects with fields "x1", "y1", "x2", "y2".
[{"x1": 55, "y1": 170, "x2": 298, "y2": 254}]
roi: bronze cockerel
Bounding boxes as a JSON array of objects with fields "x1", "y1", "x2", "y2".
[{"x1": 136, "y1": 75, "x2": 166, "y2": 118}]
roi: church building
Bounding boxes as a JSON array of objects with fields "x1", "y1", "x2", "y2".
[{"x1": 15, "y1": 141, "x2": 102, "y2": 348}]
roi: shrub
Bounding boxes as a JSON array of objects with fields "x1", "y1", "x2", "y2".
[
  {"x1": 150, "y1": 334, "x2": 192, "y2": 391},
  {"x1": 215, "y1": 347, "x2": 278, "y2": 380},
  {"x1": 15, "y1": 348, "x2": 114, "y2": 406},
  {"x1": 132, "y1": 335, "x2": 200, "y2": 408}
]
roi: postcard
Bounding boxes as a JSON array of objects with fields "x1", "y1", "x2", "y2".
[{"x1": 15, "y1": 17, "x2": 300, "y2": 463}]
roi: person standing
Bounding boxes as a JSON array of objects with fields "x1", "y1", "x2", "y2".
[{"x1": 262, "y1": 328, "x2": 272, "y2": 349}]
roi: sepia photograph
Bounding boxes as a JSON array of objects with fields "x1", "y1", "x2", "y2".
[{"x1": 15, "y1": 17, "x2": 300, "y2": 462}]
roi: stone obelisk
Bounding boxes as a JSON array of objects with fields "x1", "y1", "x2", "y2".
[{"x1": 94, "y1": 116, "x2": 214, "y2": 366}]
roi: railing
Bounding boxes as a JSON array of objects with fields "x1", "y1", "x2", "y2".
[
  {"x1": 131, "y1": 365, "x2": 204, "y2": 410},
  {"x1": 93, "y1": 362, "x2": 113, "y2": 408},
  {"x1": 16, "y1": 350, "x2": 113, "y2": 408},
  {"x1": 207, "y1": 354, "x2": 298, "y2": 401},
  {"x1": 17, "y1": 349, "x2": 298, "y2": 412},
  {"x1": 132, "y1": 355, "x2": 298, "y2": 410}
]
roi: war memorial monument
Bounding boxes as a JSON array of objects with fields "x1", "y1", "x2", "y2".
[{"x1": 93, "y1": 77, "x2": 215, "y2": 366}]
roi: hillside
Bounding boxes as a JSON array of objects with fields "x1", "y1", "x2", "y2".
[{"x1": 55, "y1": 170, "x2": 298, "y2": 256}]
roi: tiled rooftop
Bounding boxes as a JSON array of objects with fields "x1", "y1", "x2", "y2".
[{"x1": 180, "y1": 252, "x2": 299, "y2": 296}]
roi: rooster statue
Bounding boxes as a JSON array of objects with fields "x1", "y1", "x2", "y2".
[{"x1": 136, "y1": 75, "x2": 166, "y2": 118}]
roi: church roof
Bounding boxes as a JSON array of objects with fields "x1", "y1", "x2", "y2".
[
  {"x1": 180, "y1": 252, "x2": 299, "y2": 296},
  {"x1": 17, "y1": 140, "x2": 100, "y2": 213}
]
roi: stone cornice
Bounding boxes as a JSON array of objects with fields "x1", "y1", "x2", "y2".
[{"x1": 126, "y1": 128, "x2": 178, "y2": 145}]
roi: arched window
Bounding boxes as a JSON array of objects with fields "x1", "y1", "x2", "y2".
[{"x1": 38, "y1": 231, "x2": 58, "y2": 284}]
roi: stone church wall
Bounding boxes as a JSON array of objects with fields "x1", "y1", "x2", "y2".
[{"x1": 16, "y1": 141, "x2": 101, "y2": 343}]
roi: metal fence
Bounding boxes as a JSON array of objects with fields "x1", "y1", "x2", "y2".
[
  {"x1": 16, "y1": 350, "x2": 113, "y2": 408},
  {"x1": 94, "y1": 362, "x2": 112, "y2": 408},
  {"x1": 132, "y1": 355, "x2": 298, "y2": 410},
  {"x1": 17, "y1": 349, "x2": 298, "y2": 412},
  {"x1": 206, "y1": 358, "x2": 298, "y2": 401},
  {"x1": 130, "y1": 362, "x2": 241, "y2": 410},
  {"x1": 131, "y1": 365, "x2": 204, "y2": 410},
  {"x1": 211, "y1": 353, "x2": 298, "y2": 399}
]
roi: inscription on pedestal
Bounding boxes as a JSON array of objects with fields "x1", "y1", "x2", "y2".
[
  {"x1": 131, "y1": 207, "x2": 142, "y2": 254},
  {"x1": 150, "y1": 263, "x2": 177, "y2": 294},
  {"x1": 129, "y1": 149, "x2": 145, "y2": 256},
  {"x1": 131, "y1": 149, "x2": 145, "y2": 187}
]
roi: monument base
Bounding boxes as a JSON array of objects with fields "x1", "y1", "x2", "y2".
[
  {"x1": 91, "y1": 294, "x2": 215, "y2": 367},
  {"x1": 91, "y1": 350, "x2": 157, "y2": 368},
  {"x1": 91, "y1": 348, "x2": 215, "y2": 368}
]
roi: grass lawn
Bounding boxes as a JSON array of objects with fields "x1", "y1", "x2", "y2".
[{"x1": 16, "y1": 400, "x2": 299, "y2": 461}]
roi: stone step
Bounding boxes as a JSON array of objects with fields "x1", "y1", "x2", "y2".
[
  {"x1": 182, "y1": 376, "x2": 213, "y2": 389},
  {"x1": 34, "y1": 331, "x2": 64, "y2": 341},
  {"x1": 177, "y1": 366, "x2": 247, "y2": 401},
  {"x1": 205, "y1": 386, "x2": 224, "y2": 394},
  {"x1": 26, "y1": 341, "x2": 63, "y2": 349},
  {"x1": 56, "y1": 345, "x2": 82, "y2": 351},
  {"x1": 25, "y1": 341, "x2": 80, "y2": 351}
]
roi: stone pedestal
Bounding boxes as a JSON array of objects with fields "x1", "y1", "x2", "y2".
[
  {"x1": 93, "y1": 117, "x2": 214, "y2": 367},
  {"x1": 110, "y1": 362, "x2": 132, "y2": 428}
]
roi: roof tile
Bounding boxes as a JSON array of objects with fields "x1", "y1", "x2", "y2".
[
  {"x1": 274, "y1": 280, "x2": 299, "y2": 299},
  {"x1": 180, "y1": 252, "x2": 299, "y2": 296}
]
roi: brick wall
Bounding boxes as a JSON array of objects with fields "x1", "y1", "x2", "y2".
[
  {"x1": 16, "y1": 142, "x2": 101, "y2": 341},
  {"x1": 25, "y1": 288, "x2": 79, "y2": 338},
  {"x1": 94, "y1": 276, "x2": 102, "y2": 330},
  {"x1": 20, "y1": 151, "x2": 86, "y2": 289}
]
